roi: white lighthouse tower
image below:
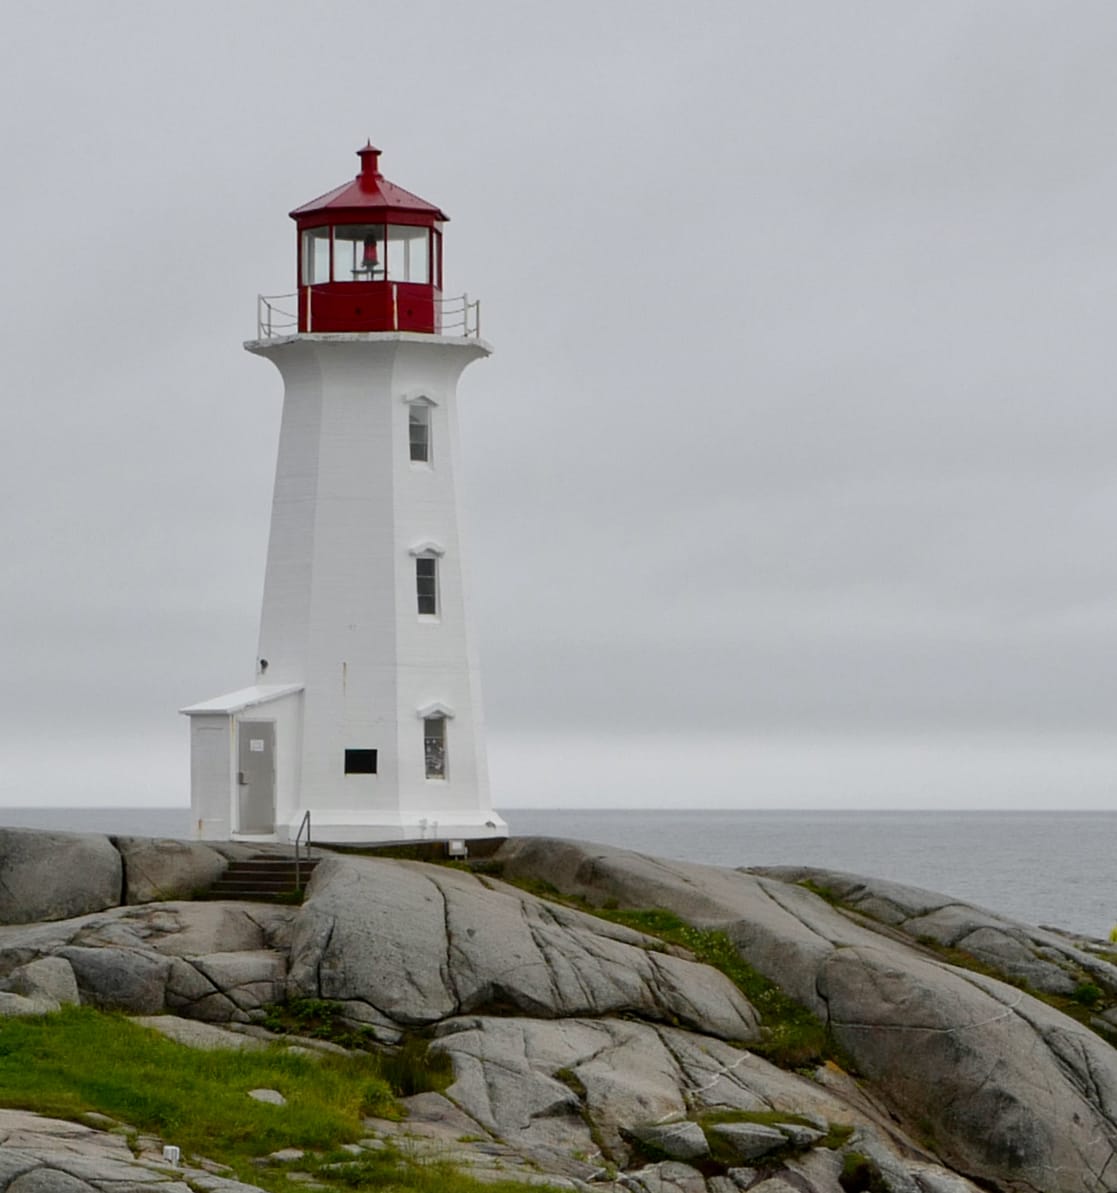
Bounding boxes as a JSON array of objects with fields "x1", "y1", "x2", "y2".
[{"x1": 182, "y1": 143, "x2": 507, "y2": 847}]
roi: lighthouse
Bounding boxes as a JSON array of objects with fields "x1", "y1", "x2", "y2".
[{"x1": 182, "y1": 143, "x2": 507, "y2": 847}]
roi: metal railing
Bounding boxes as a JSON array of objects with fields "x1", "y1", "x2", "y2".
[
  {"x1": 438, "y1": 293, "x2": 481, "y2": 338},
  {"x1": 255, "y1": 290, "x2": 482, "y2": 340},
  {"x1": 294, "y1": 809, "x2": 312, "y2": 891},
  {"x1": 257, "y1": 293, "x2": 298, "y2": 340}
]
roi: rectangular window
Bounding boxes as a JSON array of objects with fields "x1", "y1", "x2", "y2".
[
  {"x1": 416, "y1": 556, "x2": 438, "y2": 615},
  {"x1": 423, "y1": 717, "x2": 446, "y2": 780},
  {"x1": 302, "y1": 227, "x2": 330, "y2": 284},
  {"x1": 409, "y1": 405, "x2": 430, "y2": 463},
  {"x1": 344, "y1": 748, "x2": 378, "y2": 774}
]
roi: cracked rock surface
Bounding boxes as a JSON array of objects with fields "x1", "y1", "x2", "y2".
[
  {"x1": 495, "y1": 837, "x2": 1117, "y2": 1193},
  {"x1": 288, "y1": 856, "x2": 762, "y2": 1040},
  {"x1": 0, "y1": 901, "x2": 294, "y2": 1023},
  {"x1": 0, "y1": 832, "x2": 1115, "y2": 1192}
]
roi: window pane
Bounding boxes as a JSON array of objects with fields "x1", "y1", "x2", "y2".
[
  {"x1": 416, "y1": 556, "x2": 438, "y2": 615},
  {"x1": 409, "y1": 406, "x2": 430, "y2": 462},
  {"x1": 344, "y1": 748, "x2": 378, "y2": 774},
  {"x1": 302, "y1": 228, "x2": 330, "y2": 284},
  {"x1": 388, "y1": 225, "x2": 430, "y2": 283},
  {"x1": 424, "y1": 717, "x2": 446, "y2": 779},
  {"x1": 334, "y1": 224, "x2": 385, "y2": 282}
]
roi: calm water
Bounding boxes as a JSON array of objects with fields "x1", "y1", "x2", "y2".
[{"x1": 2, "y1": 806, "x2": 1114, "y2": 940}]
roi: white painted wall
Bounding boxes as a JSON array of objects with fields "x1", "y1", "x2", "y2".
[{"x1": 245, "y1": 332, "x2": 506, "y2": 843}]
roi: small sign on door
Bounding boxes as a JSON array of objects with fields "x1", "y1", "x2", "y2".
[{"x1": 249, "y1": 739, "x2": 265, "y2": 752}]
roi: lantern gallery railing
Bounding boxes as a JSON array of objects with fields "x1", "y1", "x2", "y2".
[
  {"x1": 256, "y1": 291, "x2": 481, "y2": 340},
  {"x1": 256, "y1": 294, "x2": 298, "y2": 339},
  {"x1": 437, "y1": 293, "x2": 482, "y2": 339}
]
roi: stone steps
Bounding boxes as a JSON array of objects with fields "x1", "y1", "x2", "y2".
[{"x1": 203, "y1": 854, "x2": 319, "y2": 902}]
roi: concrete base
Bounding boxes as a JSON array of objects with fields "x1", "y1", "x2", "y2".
[{"x1": 279, "y1": 809, "x2": 509, "y2": 847}]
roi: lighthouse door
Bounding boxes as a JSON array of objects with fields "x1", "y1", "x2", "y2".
[{"x1": 237, "y1": 721, "x2": 275, "y2": 833}]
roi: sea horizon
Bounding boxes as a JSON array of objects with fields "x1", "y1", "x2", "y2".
[{"x1": 2, "y1": 805, "x2": 1113, "y2": 941}]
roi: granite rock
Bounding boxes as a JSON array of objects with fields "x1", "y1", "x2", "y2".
[{"x1": 0, "y1": 831, "x2": 121, "y2": 925}]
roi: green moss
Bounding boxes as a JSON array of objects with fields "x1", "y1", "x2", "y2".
[
  {"x1": 1073, "y1": 982, "x2": 1104, "y2": 1008},
  {"x1": 696, "y1": 1109, "x2": 852, "y2": 1160},
  {"x1": 822, "y1": 1122, "x2": 856, "y2": 1148},
  {"x1": 839, "y1": 1151, "x2": 888, "y2": 1193},
  {"x1": 697, "y1": 1108, "x2": 817, "y2": 1129}
]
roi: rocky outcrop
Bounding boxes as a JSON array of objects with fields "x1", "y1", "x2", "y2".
[
  {"x1": 0, "y1": 831, "x2": 121, "y2": 924},
  {"x1": 113, "y1": 837, "x2": 230, "y2": 905},
  {"x1": 0, "y1": 1109, "x2": 259, "y2": 1193},
  {"x1": 0, "y1": 901, "x2": 295, "y2": 1022},
  {"x1": 494, "y1": 837, "x2": 1117, "y2": 1193},
  {"x1": 287, "y1": 856, "x2": 761, "y2": 1040},
  {"x1": 0, "y1": 832, "x2": 299, "y2": 929},
  {"x1": 752, "y1": 865, "x2": 1117, "y2": 1002},
  {"x1": 0, "y1": 829, "x2": 1115, "y2": 1192}
]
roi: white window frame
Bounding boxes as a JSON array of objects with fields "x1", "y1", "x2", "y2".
[
  {"x1": 418, "y1": 703, "x2": 454, "y2": 782},
  {"x1": 410, "y1": 541, "x2": 445, "y2": 619},
  {"x1": 401, "y1": 392, "x2": 438, "y2": 468}
]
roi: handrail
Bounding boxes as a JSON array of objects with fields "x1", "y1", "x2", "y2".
[
  {"x1": 257, "y1": 294, "x2": 298, "y2": 340},
  {"x1": 255, "y1": 291, "x2": 481, "y2": 340},
  {"x1": 294, "y1": 809, "x2": 312, "y2": 891}
]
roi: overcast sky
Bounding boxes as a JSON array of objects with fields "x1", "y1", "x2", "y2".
[{"x1": 3, "y1": 1, "x2": 1117, "y2": 809}]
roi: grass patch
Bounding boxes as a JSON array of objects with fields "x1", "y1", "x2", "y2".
[
  {"x1": 261, "y1": 998, "x2": 454, "y2": 1094},
  {"x1": 0, "y1": 1006, "x2": 393, "y2": 1161},
  {"x1": 261, "y1": 998, "x2": 380, "y2": 1050},
  {"x1": 377, "y1": 1035, "x2": 454, "y2": 1097},
  {"x1": 0, "y1": 1007, "x2": 566, "y2": 1193}
]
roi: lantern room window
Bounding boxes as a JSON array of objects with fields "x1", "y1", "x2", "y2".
[
  {"x1": 304, "y1": 224, "x2": 435, "y2": 285},
  {"x1": 334, "y1": 224, "x2": 386, "y2": 282},
  {"x1": 302, "y1": 228, "x2": 330, "y2": 284},
  {"x1": 387, "y1": 226, "x2": 430, "y2": 283}
]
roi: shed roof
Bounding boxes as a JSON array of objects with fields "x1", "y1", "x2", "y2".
[{"x1": 180, "y1": 684, "x2": 304, "y2": 716}]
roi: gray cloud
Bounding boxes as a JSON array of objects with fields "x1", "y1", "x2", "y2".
[{"x1": 2, "y1": 1, "x2": 1116, "y2": 805}]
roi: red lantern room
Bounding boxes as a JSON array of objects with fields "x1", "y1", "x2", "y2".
[{"x1": 291, "y1": 143, "x2": 448, "y2": 335}]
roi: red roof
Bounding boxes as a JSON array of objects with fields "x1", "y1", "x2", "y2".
[{"x1": 290, "y1": 143, "x2": 449, "y2": 223}]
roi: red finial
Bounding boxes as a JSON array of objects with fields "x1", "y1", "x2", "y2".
[{"x1": 357, "y1": 141, "x2": 382, "y2": 190}]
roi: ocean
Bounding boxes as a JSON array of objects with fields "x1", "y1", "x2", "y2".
[{"x1": 2, "y1": 806, "x2": 1113, "y2": 941}]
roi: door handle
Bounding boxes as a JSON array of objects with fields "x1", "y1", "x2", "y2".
[{"x1": 237, "y1": 771, "x2": 247, "y2": 786}]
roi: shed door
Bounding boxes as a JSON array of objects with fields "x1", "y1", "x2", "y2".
[{"x1": 237, "y1": 721, "x2": 275, "y2": 833}]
